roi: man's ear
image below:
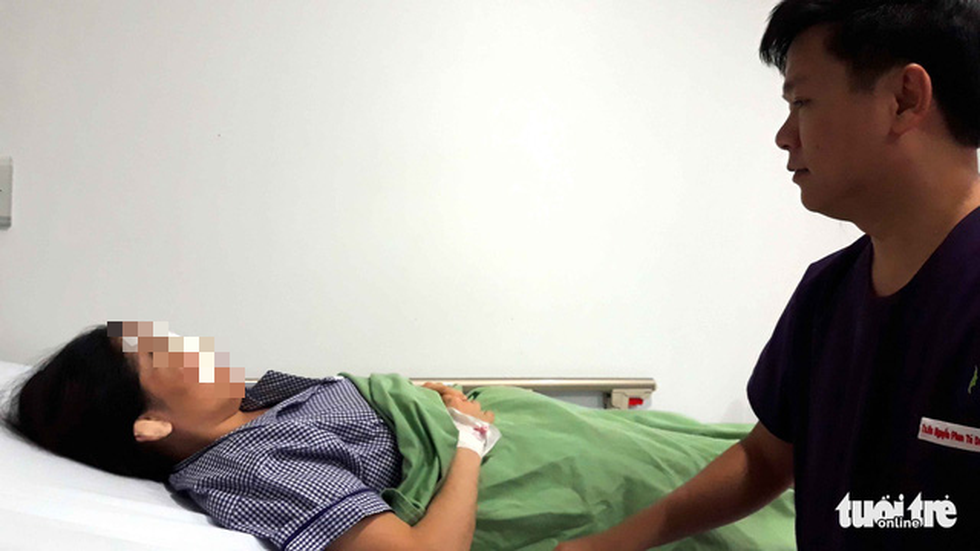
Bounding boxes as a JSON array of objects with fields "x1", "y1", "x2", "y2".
[
  {"x1": 891, "y1": 63, "x2": 933, "y2": 137},
  {"x1": 133, "y1": 415, "x2": 173, "y2": 443}
]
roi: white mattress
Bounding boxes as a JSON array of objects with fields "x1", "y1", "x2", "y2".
[{"x1": 0, "y1": 360, "x2": 268, "y2": 550}]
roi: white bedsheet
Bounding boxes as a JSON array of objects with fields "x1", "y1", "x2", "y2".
[{"x1": 0, "y1": 360, "x2": 268, "y2": 550}]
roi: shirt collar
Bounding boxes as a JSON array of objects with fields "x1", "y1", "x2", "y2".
[{"x1": 240, "y1": 370, "x2": 343, "y2": 411}]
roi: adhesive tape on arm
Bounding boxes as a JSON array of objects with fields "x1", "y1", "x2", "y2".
[{"x1": 448, "y1": 407, "x2": 501, "y2": 458}]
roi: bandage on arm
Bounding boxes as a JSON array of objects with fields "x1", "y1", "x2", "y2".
[{"x1": 448, "y1": 407, "x2": 500, "y2": 458}]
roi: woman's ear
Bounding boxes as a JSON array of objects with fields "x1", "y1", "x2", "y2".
[{"x1": 133, "y1": 415, "x2": 173, "y2": 443}]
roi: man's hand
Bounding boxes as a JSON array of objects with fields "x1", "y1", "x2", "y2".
[
  {"x1": 555, "y1": 422, "x2": 793, "y2": 551},
  {"x1": 554, "y1": 534, "x2": 611, "y2": 551},
  {"x1": 422, "y1": 382, "x2": 495, "y2": 423}
]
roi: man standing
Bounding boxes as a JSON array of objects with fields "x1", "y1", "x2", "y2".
[{"x1": 559, "y1": 1, "x2": 980, "y2": 548}]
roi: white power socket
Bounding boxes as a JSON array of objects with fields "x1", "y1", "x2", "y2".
[{"x1": 0, "y1": 158, "x2": 11, "y2": 229}]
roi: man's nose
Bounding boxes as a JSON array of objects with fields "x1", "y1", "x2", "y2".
[{"x1": 775, "y1": 115, "x2": 798, "y2": 151}]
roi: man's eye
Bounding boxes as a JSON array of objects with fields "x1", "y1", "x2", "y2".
[{"x1": 791, "y1": 99, "x2": 809, "y2": 108}]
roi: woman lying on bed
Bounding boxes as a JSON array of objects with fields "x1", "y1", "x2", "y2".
[{"x1": 4, "y1": 323, "x2": 796, "y2": 551}]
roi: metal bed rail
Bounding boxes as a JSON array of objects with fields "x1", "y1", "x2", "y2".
[
  {"x1": 246, "y1": 376, "x2": 657, "y2": 410},
  {"x1": 409, "y1": 377, "x2": 656, "y2": 410}
]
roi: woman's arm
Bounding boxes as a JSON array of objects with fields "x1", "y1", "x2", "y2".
[
  {"x1": 328, "y1": 448, "x2": 481, "y2": 551},
  {"x1": 328, "y1": 385, "x2": 494, "y2": 551}
]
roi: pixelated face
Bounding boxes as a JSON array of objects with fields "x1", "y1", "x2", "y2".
[
  {"x1": 109, "y1": 321, "x2": 246, "y2": 403},
  {"x1": 775, "y1": 25, "x2": 895, "y2": 220}
]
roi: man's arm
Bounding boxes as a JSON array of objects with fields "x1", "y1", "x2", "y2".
[
  {"x1": 556, "y1": 421, "x2": 793, "y2": 551},
  {"x1": 329, "y1": 384, "x2": 493, "y2": 551}
]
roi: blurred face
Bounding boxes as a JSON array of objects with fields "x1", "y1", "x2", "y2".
[
  {"x1": 110, "y1": 321, "x2": 246, "y2": 424},
  {"x1": 775, "y1": 25, "x2": 896, "y2": 220}
]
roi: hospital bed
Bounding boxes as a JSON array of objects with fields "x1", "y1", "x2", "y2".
[{"x1": 0, "y1": 360, "x2": 658, "y2": 550}]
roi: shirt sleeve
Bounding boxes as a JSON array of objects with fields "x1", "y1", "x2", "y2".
[
  {"x1": 189, "y1": 424, "x2": 394, "y2": 551},
  {"x1": 747, "y1": 274, "x2": 813, "y2": 444}
]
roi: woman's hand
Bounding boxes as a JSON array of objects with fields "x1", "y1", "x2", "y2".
[
  {"x1": 422, "y1": 382, "x2": 467, "y2": 402},
  {"x1": 422, "y1": 382, "x2": 495, "y2": 423}
]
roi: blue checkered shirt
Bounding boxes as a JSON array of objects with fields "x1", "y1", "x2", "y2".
[{"x1": 168, "y1": 371, "x2": 403, "y2": 550}]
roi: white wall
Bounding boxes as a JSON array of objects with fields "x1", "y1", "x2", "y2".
[{"x1": 0, "y1": 0, "x2": 860, "y2": 423}]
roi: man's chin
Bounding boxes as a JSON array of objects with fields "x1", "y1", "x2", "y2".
[
  {"x1": 798, "y1": 183, "x2": 819, "y2": 209},
  {"x1": 800, "y1": 192, "x2": 852, "y2": 222}
]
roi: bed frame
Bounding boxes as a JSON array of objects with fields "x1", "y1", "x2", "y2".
[
  {"x1": 245, "y1": 377, "x2": 657, "y2": 409},
  {"x1": 409, "y1": 377, "x2": 656, "y2": 410}
]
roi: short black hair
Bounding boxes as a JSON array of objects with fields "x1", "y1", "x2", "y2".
[
  {"x1": 760, "y1": 0, "x2": 980, "y2": 148},
  {"x1": 3, "y1": 326, "x2": 174, "y2": 481}
]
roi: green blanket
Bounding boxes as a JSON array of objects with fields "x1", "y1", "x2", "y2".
[{"x1": 343, "y1": 373, "x2": 795, "y2": 551}]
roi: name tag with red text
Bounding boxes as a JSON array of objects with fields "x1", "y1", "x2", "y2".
[{"x1": 918, "y1": 417, "x2": 980, "y2": 453}]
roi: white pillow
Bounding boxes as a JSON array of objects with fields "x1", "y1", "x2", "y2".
[{"x1": 0, "y1": 360, "x2": 267, "y2": 550}]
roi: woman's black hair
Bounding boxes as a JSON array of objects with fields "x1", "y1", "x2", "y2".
[
  {"x1": 3, "y1": 325, "x2": 174, "y2": 481},
  {"x1": 760, "y1": 0, "x2": 980, "y2": 148}
]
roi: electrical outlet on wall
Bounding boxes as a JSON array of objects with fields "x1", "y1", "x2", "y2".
[{"x1": 0, "y1": 158, "x2": 11, "y2": 229}]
